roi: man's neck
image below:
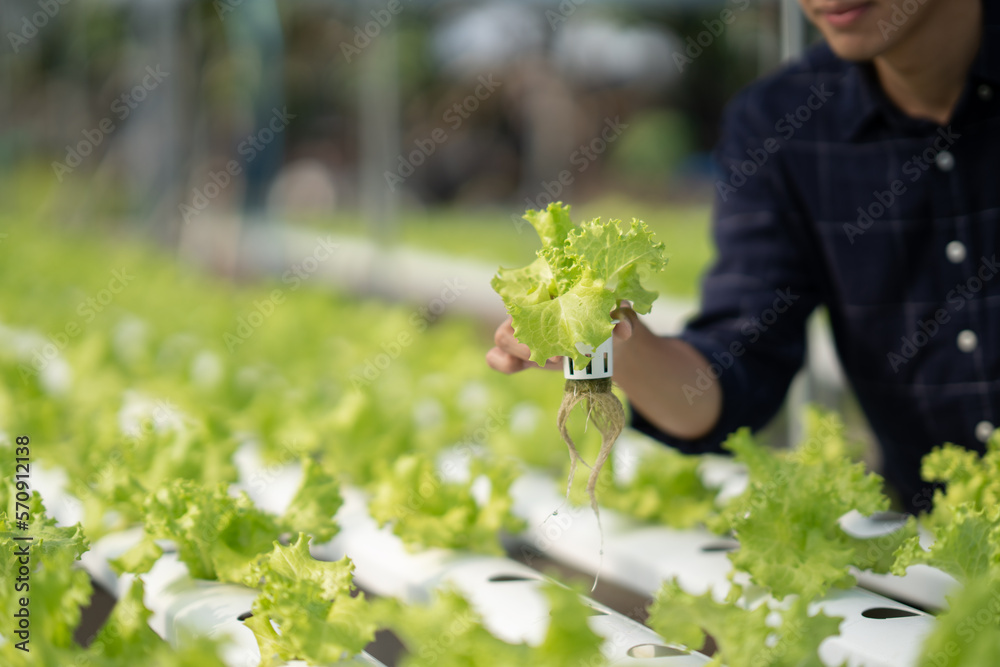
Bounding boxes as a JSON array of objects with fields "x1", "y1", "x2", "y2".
[{"x1": 873, "y1": 0, "x2": 983, "y2": 125}]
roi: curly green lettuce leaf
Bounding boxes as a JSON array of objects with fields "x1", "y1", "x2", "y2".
[
  {"x1": 280, "y1": 457, "x2": 342, "y2": 543},
  {"x1": 525, "y1": 203, "x2": 576, "y2": 249},
  {"x1": 892, "y1": 504, "x2": 1000, "y2": 584},
  {"x1": 368, "y1": 453, "x2": 525, "y2": 554},
  {"x1": 711, "y1": 410, "x2": 916, "y2": 600},
  {"x1": 0, "y1": 488, "x2": 91, "y2": 656},
  {"x1": 492, "y1": 202, "x2": 666, "y2": 366},
  {"x1": 648, "y1": 581, "x2": 843, "y2": 667},
  {"x1": 0, "y1": 568, "x2": 228, "y2": 667},
  {"x1": 63, "y1": 413, "x2": 239, "y2": 541},
  {"x1": 615, "y1": 263, "x2": 660, "y2": 314},
  {"x1": 918, "y1": 437, "x2": 1000, "y2": 529},
  {"x1": 507, "y1": 275, "x2": 617, "y2": 367},
  {"x1": 113, "y1": 480, "x2": 282, "y2": 582},
  {"x1": 916, "y1": 573, "x2": 1000, "y2": 667},
  {"x1": 491, "y1": 202, "x2": 576, "y2": 306},
  {"x1": 0, "y1": 487, "x2": 226, "y2": 666},
  {"x1": 380, "y1": 582, "x2": 606, "y2": 667},
  {"x1": 244, "y1": 534, "x2": 376, "y2": 667},
  {"x1": 567, "y1": 216, "x2": 668, "y2": 306},
  {"x1": 492, "y1": 256, "x2": 556, "y2": 307}
]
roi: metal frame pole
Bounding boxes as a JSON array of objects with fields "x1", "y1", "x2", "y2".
[{"x1": 780, "y1": 0, "x2": 806, "y2": 62}]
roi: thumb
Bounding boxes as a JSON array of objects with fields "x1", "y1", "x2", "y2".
[{"x1": 611, "y1": 301, "x2": 636, "y2": 342}]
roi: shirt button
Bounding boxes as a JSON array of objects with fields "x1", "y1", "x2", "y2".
[
  {"x1": 946, "y1": 241, "x2": 967, "y2": 263},
  {"x1": 957, "y1": 329, "x2": 978, "y2": 353},
  {"x1": 976, "y1": 420, "x2": 995, "y2": 443},
  {"x1": 936, "y1": 150, "x2": 955, "y2": 172},
  {"x1": 979, "y1": 84, "x2": 994, "y2": 101}
]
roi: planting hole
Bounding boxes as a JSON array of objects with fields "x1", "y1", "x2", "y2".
[
  {"x1": 701, "y1": 540, "x2": 739, "y2": 552},
  {"x1": 627, "y1": 644, "x2": 690, "y2": 658},
  {"x1": 488, "y1": 574, "x2": 537, "y2": 583},
  {"x1": 861, "y1": 607, "x2": 919, "y2": 619},
  {"x1": 237, "y1": 611, "x2": 253, "y2": 621}
]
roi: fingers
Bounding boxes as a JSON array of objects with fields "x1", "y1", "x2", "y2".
[
  {"x1": 488, "y1": 316, "x2": 563, "y2": 374},
  {"x1": 485, "y1": 347, "x2": 563, "y2": 374},
  {"x1": 493, "y1": 316, "x2": 532, "y2": 361},
  {"x1": 612, "y1": 317, "x2": 633, "y2": 342},
  {"x1": 611, "y1": 302, "x2": 638, "y2": 343},
  {"x1": 486, "y1": 347, "x2": 532, "y2": 374}
]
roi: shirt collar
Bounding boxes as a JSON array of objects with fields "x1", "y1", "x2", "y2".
[
  {"x1": 838, "y1": 0, "x2": 997, "y2": 141},
  {"x1": 837, "y1": 60, "x2": 883, "y2": 141}
]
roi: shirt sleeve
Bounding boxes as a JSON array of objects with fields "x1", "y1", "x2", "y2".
[{"x1": 630, "y1": 88, "x2": 821, "y2": 453}]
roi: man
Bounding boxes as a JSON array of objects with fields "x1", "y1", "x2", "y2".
[{"x1": 487, "y1": 0, "x2": 998, "y2": 512}]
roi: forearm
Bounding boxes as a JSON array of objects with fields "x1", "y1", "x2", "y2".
[{"x1": 613, "y1": 320, "x2": 722, "y2": 440}]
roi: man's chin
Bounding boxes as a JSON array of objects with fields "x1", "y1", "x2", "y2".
[{"x1": 825, "y1": 37, "x2": 888, "y2": 63}]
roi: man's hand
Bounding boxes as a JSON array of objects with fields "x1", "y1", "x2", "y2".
[
  {"x1": 485, "y1": 304, "x2": 638, "y2": 375},
  {"x1": 485, "y1": 316, "x2": 561, "y2": 374},
  {"x1": 486, "y1": 303, "x2": 722, "y2": 440}
]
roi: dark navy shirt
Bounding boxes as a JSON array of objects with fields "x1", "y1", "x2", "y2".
[{"x1": 633, "y1": 6, "x2": 1000, "y2": 512}]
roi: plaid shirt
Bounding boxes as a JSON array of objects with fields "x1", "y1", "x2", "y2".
[{"x1": 633, "y1": 4, "x2": 1000, "y2": 511}]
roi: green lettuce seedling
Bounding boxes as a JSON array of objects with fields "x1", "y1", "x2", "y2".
[
  {"x1": 492, "y1": 202, "x2": 666, "y2": 532},
  {"x1": 492, "y1": 202, "x2": 666, "y2": 368}
]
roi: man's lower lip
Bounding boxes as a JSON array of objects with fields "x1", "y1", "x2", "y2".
[{"x1": 824, "y1": 5, "x2": 870, "y2": 28}]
